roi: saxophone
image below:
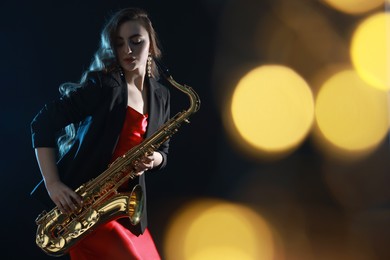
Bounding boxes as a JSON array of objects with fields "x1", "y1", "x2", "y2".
[{"x1": 34, "y1": 63, "x2": 201, "y2": 256}]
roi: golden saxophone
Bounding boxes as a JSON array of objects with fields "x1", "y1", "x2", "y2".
[{"x1": 35, "y1": 64, "x2": 201, "y2": 256}]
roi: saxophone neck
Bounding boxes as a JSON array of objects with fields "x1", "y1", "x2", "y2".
[{"x1": 155, "y1": 60, "x2": 201, "y2": 114}]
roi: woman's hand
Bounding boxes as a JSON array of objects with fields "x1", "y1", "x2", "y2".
[
  {"x1": 133, "y1": 153, "x2": 155, "y2": 175},
  {"x1": 35, "y1": 147, "x2": 83, "y2": 214},
  {"x1": 45, "y1": 180, "x2": 83, "y2": 214},
  {"x1": 132, "y1": 151, "x2": 163, "y2": 175}
]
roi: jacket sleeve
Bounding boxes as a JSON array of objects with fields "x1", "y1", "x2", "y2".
[{"x1": 31, "y1": 72, "x2": 103, "y2": 148}]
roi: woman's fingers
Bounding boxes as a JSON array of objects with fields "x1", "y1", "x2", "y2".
[
  {"x1": 133, "y1": 155, "x2": 154, "y2": 174},
  {"x1": 50, "y1": 183, "x2": 82, "y2": 214}
]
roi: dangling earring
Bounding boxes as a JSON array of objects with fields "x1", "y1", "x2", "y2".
[
  {"x1": 147, "y1": 53, "x2": 152, "y2": 78},
  {"x1": 118, "y1": 65, "x2": 124, "y2": 77}
]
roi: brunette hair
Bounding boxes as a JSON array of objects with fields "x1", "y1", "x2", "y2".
[{"x1": 87, "y1": 7, "x2": 162, "y2": 79}]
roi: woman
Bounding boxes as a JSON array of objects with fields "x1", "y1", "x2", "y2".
[{"x1": 31, "y1": 7, "x2": 170, "y2": 259}]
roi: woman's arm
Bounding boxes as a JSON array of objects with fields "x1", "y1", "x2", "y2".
[{"x1": 35, "y1": 147, "x2": 82, "y2": 214}]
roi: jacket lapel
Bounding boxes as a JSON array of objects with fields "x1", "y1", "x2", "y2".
[{"x1": 146, "y1": 78, "x2": 163, "y2": 138}]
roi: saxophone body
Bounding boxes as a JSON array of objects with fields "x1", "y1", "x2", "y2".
[{"x1": 35, "y1": 66, "x2": 201, "y2": 256}]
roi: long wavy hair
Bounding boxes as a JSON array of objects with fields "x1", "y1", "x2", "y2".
[{"x1": 57, "y1": 7, "x2": 162, "y2": 156}]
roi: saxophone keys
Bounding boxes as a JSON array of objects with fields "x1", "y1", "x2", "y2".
[
  {"x1": 51, "y1": 236, "x2": 66, "y2": 250},
  {"x1": 145, "y1": 150, "x2": 153, "y2": 157},
  {"x1": 85, "y1": 208, "x2": 100, "y2": 223},
  {"x1": 35, "y1": 210, "x2": 48, "y2": 224},
  {"x1": 68, "y1": 221, "x2": 83, "y2": 236},
  {"x1": 36, "y1": 233, "x2": 50, "y2": 247}
]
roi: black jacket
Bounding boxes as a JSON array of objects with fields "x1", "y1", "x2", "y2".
[{"x1": 30, "y1": 70, "x2": 170, "y2": 235}]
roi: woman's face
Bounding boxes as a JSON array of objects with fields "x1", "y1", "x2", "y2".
[{"x1": 116, "y1": 20, "x2": 150, "y2": 76}]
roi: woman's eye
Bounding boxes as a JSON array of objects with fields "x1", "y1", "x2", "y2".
[
  {"x1": 132, "y1": 40, "x2": 142, "y2": 45},
  {"x1": 116, "y1": 42, "x2": 124, "y2": 47}
]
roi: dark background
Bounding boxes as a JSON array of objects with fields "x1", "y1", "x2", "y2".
[{"x1": 1, "y1": 1, "x2": 389, "y2": 259}]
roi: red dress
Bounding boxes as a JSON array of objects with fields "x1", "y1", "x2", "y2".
[{"x1": 69, "y1": 106, "x2": 161, "y2": 260}]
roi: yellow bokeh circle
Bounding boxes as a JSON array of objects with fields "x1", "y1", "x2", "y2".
[
  {"x1": 230, "y1": 65, "x2": 314, "y2": 156},
  {"x1": 351, "y1": 12, "x2": 390, "y2": 91},
  {"x1": 321, "y1": 0, "x2": 383, "y2": 15},
  {"x1": 164, "y1": 199, "x2": 276, "y2": 260},
  {"x1": 315, "y1": 69, "x2": 389, "y2": 157}
]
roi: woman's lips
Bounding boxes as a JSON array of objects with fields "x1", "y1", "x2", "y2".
[{"x1": 123, "y1": 57, "x2": 135, "y2": 63}]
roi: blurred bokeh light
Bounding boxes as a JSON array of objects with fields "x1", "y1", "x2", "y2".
[
  {"x1": 265, "y1": 0, "x2": 349, "y2": 74},
  {"x1": 210, "y1": 1, "x2": 390, "y2": 257},
  {"x1": 226, "y1": 65, "x2": 314, "y2": 160},
  {"x1": 313, "y1": 69, "x2": 389, "y2": 160},
  {"x1": 320, "y1": 0, "x2": 384, "y2": 15},
  {"x1": 351, "y1": 12, "x2": 390, "y2": 91},
  {"x1": 163, "y1": 199, "x2": 277, "y2": 260}
]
